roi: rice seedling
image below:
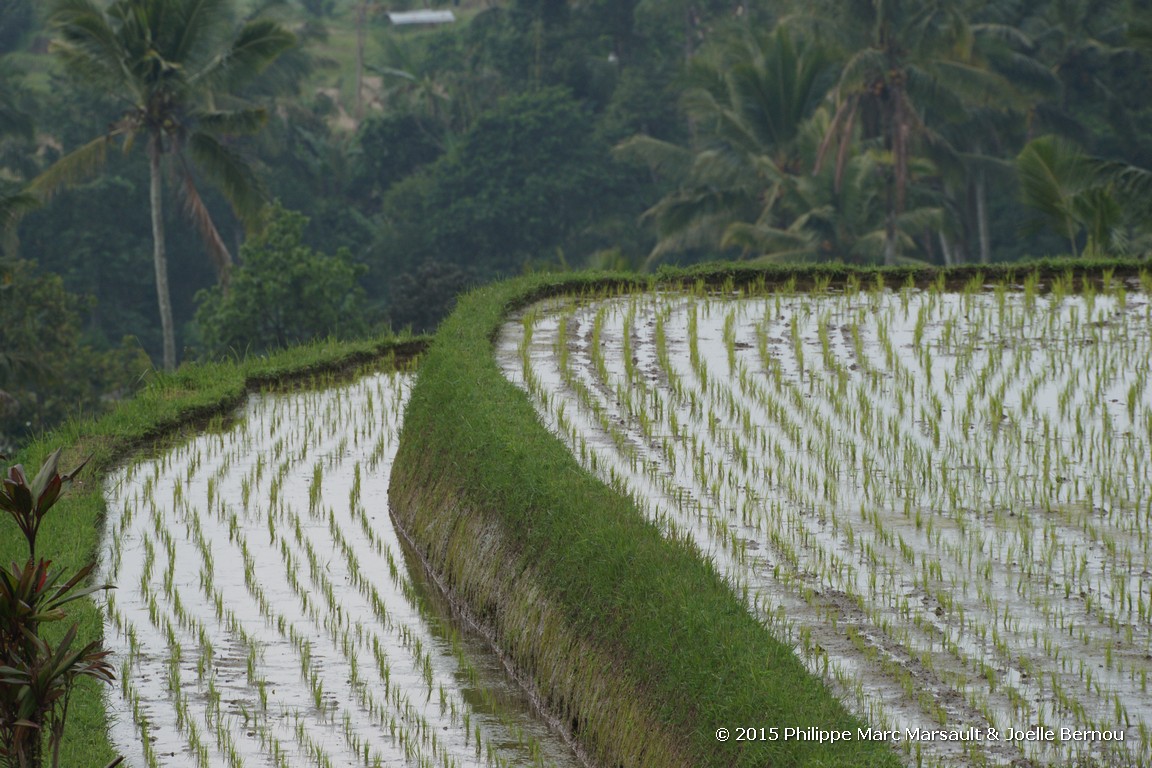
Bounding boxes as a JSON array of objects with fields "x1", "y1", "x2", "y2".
[
  {"x1": 99, "y1": 371, "x2": 585, "y2": 768},
  {"x1": 498, "y1": 276, "x2": 1152, "y2": 767}
]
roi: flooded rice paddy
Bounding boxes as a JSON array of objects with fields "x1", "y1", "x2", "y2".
[
  {"x1": 497, "y1": 281, "x2": 1152, "y2": 767},
  {"x1": 100, "y1": 372, "x2": 584, "y2": 768}
]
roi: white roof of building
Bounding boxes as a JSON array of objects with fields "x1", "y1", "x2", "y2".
[{"x1": 386, "y1": 10, "x2": 456, "y2": 25}]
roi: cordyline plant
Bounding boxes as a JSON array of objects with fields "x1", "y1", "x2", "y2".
[{"x1": 0, "y1": 449, "x2": 122, "y2": 768}]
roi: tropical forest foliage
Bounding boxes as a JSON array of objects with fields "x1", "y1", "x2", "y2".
[{"x1": 3, "y1": 0, "x2": 1152, "y2": 448}]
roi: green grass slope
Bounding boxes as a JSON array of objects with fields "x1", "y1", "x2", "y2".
[{"x1": 389, "y1": 269, "x2": 915, "y2": 768}]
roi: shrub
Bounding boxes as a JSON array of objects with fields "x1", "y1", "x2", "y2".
[
  {"x1": 0, "y1": 449, "x2": 121, "y2": 768},
  {"x1": 195, "y1": 203, "x2": 369, "y2": 358}
]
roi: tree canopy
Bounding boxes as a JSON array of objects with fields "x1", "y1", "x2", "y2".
[
  {"x1": 4, "y1": 0, "x2": 1152, "y2": 447},
  {"x1": 35, "y1": 0, "x2": 296, "y2": 370}
]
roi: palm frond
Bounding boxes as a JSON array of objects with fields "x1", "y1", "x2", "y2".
[
  {"x1": 984, "y1": 49, "x2": 1060, "y2": 98},
  {"x1": 187, "y1": 131, "x2": 265, "y2": 225},
  {"x1": 173, "y1": 151, "x2": 233, "y2": 282},
  {"x1": 1092, "y1": 160, "x2": 1152, "y2": 221},
  {"x1": 1017, "y1": 135, "x2": 1091, "y2": 250},
  {"x1": 916, "y1": 59, "x2": 1016, "y2": 109},
  {"x1": 644, "y1": 186, "x2": 753, "y2": 234},
  {"x1": 612, "y1": 135, "x2": 693, "y2": 179},
  {"x1": 48, "y1": 0, "x2": 134, "y2": 91},
  {"x1": 195, "y1": 107, "x2": 268, "y2": 136},
  {"x1": 244, "y1": 42, "x2": 316, "y2": 98},
  {"x1": 196, "y1": 19, "x2": 296, "y2": 91},
  {"x1": 173, "y1": 0, "x2": 233, "y2": 67},
  {"x1": 643, "y1": 210, "x2": 735, "y2": 270},
  {"x1": 853, "y1": 229, "x2": 895, "y2": 262},
  {"x1": 722, "y1": 220, "x2": 814, "y2": 255},
  {"x1": 27, "y1": 135, "x2": 114, "y2": 202},
  {"x1": 1070, "y1": 185, "x2": 1123, "y2": 255},
  {"x1": 951, "y1": 149, "x2": 1013, "y2": 178},
  {"x1": 0, "y1": 193, "x2": 39, "y2": 233},
  {"x1": 894, "y1": 205, "x2": 944, "y2": 232},
  {"x1": 687, "y1": 147, "x2": 760, "y2": 190},
  {"x1": 814, "y1": 96, "x2": 852, "y2": 174},
  {"x1": 836, "y1": 48, "x2": 888, "y2": 91},
  {"x1": 971, "y1": 22, "x2": 1035, "y2": 50}
]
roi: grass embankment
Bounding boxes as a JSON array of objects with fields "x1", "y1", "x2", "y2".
[
  {"x1": 390, "y1": 258, "x2": 1150, "y2": 768},
  {"x1": 0, "y1": 335, "x2": 425, "y2": 766},
  {"x1": 393, "y1": 269, "x2": 868, "y2": 768}
]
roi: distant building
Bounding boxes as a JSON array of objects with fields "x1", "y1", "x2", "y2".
[{"x1": 386, "y1": 10, "x2": 456, "y2": 26}]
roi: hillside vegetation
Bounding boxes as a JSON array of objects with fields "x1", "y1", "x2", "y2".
[{"x1": 5, "y1": 0, "x2": 1152, "y2": 448}]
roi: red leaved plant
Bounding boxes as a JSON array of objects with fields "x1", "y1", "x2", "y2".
[{"x1": 0, "y1": 449, "x2": 122, "y2": 768}]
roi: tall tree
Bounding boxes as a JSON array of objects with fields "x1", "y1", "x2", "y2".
[
  {"x1": 33, "y1": 0, "x2": 295, "y2": 370},
  {"x1": 617, "y1": 27, "x2": 835, "y2": 266},
  {"x1": 0, "y1": 55, "x2": 37, "y2": 252},
  {"x1": 794, "y1": 0, "x2": 1013, "y2": 263}
]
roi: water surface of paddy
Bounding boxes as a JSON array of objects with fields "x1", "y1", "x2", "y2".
[
  {"x1": 100, "y1": 371, "x2": 585, "y2": 768},
  {"x1": 498, "y1": 286, "x2": 1152, "y2": 767}
]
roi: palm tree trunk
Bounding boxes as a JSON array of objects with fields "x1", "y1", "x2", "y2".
[
  {"x1": 149, "y1": 135, "x2": 176, "y2": 372},
  {"x1": 938, "y1": 232, "x2": 954, "y2": 266},
  {"x1": 884, "y1": 174, "x2": 897, "y2": 265},
  {"x1": 356, "y1": 2, "x2": 365, "y2": 121},
  {"x1": 884, "y1": 90, "x2": 906, "y2": 266},
  {"x1": 975, "y1": 171, "x2": 991, "y2": 264},
  {"x1": 884, "y1": 210, "x2": 897, "y2": 265}
]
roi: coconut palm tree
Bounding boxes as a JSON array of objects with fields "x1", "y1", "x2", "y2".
[
  {"x1": 1017, "y1": 134, "x2": 1152, "y2": 257},
  {"x1": 791, "y1": 0, "x2": 1016, "y2": 264},
  {"x1": 33, "y1": 0, "x2": 295, "y2": 370},
  {"x1": 723, "y1": 145, "x2": 944, "y2": 264},
  {"x1": 616, "y1": 27, "x2": 835, "y2": 267}
]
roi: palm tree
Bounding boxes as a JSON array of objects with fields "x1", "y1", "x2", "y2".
[
  {"x1": 1017, "y1": 134, "x2": 1152, "y2": 257},
  {"x1": 616, "y1": 27, "x2": 835, "y2": 267},
  {"x1": 33, "y1": 0, "x2": 295, "y2": 370},
  {"x1": 724, "y1": 146, "x2": 944, "y2": 264},
  {"x1": 792, "y1": 0, "x2": 1015, "y2": 264},
  {"x1": 930, "y1": 11, "x2": 1064, "y2": 264}
]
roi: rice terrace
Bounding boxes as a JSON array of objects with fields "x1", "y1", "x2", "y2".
[
  {"x1": 98, "y1": 372, "x2": 586, "y2": 768},
  {"x1": 497, "y1": 268, "x2": 1152, "y2": 766},
  {"x1": 6, "y1": 263, "x2": 1152, "y2": 768}
]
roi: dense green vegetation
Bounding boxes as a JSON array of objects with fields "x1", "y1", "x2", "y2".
[
  {"x1": 194, "y1": 202, "x2": 368, "y2": 357},
  {"x1": 3, "y1": 0, "x2": 1152, "y2": 442}
]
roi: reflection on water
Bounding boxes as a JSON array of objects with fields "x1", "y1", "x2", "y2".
[{"x1": 100, "y1": 371, "x2": 584, "y2": 768}]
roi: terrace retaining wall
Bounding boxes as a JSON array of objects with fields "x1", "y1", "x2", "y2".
[
  {"x1": 386, "y1": 272, "x2": 909, "y2": 768},
  {"x1": 389, "y1": 458, "x2": 691, "y2": 768}
]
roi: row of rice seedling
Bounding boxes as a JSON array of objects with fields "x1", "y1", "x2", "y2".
[
  {"x1": 396, "y1": 271, "x2": 899, "y2": 768},
  {"x1": 499, "y1": 274, "x2": 1152, "y2": 766},
  {"x1": 100, "y1": 371, "x2": 583, "y2": 768}
]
